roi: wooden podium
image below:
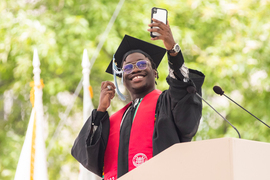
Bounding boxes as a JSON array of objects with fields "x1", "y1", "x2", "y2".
[{"x1": 119, "y1": 138, "x2": 270, "y2": 180}]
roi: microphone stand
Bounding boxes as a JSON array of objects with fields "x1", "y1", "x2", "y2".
[
  {"x1": 213, "y1": 85, "x2": 270, "y2": 129},
  {"x1": 196, "y1": 93, "x2": 241, "y2": 139},
  {"x1": 223, "y1": 94, "x2": 270, "y2": 129}
]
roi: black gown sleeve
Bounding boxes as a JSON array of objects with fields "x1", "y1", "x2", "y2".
[
  {"x1": 153, "y1": 51, "x2": 205, "y2": 155},
  {"x1": 71, "y1": 109, "x2": 110, "y2": 177},
  {"x1": 168, "y1": 70, "x2": 204, "y2": 141},
  {"x1": 167, "y1": 50, "x2": 186, "y2": 80},
  {"x1": 167, "y1": 51, "x2": 205, "y2": 141}
]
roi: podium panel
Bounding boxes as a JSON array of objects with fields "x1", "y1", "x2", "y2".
[{"x1": 119, "y1": 138, "x2": 270, "y2": 180}]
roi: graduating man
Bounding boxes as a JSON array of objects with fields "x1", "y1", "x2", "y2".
[{"x1": 71, "y1": 19, "x2": 205, "y2": 180}]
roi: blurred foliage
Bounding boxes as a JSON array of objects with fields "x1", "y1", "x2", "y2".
[{"x1": 1, "y1": 0, "x2": 270, "y2": 179}]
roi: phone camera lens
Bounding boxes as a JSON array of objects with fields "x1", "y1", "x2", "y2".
[{"x1": 153, "y1": 8, "x2": 157, "y2": 14}]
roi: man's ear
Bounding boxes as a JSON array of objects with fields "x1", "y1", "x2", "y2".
[{"x1": 154, "y1": 70, "x2": 158, "y2": 78}]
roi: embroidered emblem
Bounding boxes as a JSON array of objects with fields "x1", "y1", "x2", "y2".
[{"x1": 132, "y1": 153, "x2": 148, "y2": 167}]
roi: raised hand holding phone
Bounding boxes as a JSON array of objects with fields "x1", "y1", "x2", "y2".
[{"x1": 148, "y1": 9, "x2": 177, "y2": 55}]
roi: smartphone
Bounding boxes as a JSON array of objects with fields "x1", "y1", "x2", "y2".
[{"x1": 150, "y1": 7, "x2": 168, "y2": 37}]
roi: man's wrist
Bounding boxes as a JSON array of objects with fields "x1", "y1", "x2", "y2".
[
  {"x1": 97, "y1": 107, "x2": 107, "y2": 112},
  {"x1": 167, "y1": 43, "x2": 180, "y2": 55},
  {"x1": 168, "y1": 51, "x2": 178, "y2": 56}
]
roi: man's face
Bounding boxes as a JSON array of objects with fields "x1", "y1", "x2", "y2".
[{"x1": 122, "y1": 52, "x2": 157, "y2": 96}]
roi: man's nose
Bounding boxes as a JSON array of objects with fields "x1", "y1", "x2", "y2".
[{"x1": 131, "y1": 65, "x2": 141, "y2": 73}]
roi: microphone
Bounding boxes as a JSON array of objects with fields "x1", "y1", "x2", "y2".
[
  {"x1": 213, "y1": 86, "x2": 270, "y2": 129},
  {"x1": 187, "y1": 86, "x2": 241, "y2": 138}
]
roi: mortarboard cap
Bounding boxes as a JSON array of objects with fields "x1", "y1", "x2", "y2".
[{"x1": 106, "y1": 35, "x2": 166, "y2": 75}]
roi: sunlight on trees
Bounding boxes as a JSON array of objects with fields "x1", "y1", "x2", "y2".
[{"x1": 1, "y1": 0, "x2": 269, "y2": 179}]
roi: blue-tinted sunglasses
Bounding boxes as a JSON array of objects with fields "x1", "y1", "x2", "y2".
[{"x1": 122, "y1": 60, "x2": 148, "y2": 74}]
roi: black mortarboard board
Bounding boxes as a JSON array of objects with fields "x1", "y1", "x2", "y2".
[{"x1": 106, "y1": 35, "x2": 166, "y2": 75}]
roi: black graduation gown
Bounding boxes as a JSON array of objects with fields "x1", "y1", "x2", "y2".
[{"x1": 71, "y1": 52, "x2": 205, "y2": 178}]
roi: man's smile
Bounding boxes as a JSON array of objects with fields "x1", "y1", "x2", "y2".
[
  {"x1": 132, "y1": 75, "x2": 144, "y2": 81},
  {"x1": 128, "y1": 73, "x2": 146, "y2": 81}
]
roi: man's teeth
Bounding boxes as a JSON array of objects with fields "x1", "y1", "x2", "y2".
[{"x1": 133, "y1": 76, "x2": 143, "y2": 80}]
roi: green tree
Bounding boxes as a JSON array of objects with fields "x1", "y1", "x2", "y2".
[{"x1": 1, "y1": 0, "x2": 269, "y2": 179}]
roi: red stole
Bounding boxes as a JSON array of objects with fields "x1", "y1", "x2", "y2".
[{"x1": 103, "y1": 89, "x2": 161, "y2": 180}]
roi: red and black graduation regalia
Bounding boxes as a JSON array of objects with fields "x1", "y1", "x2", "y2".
[{"x1": 71, "y1": 52, "x2": 205, "y2": 179}]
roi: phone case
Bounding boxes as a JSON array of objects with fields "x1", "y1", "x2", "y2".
[{"x1": 150, "y1": 7, "x2": 168, "y2": 38}]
